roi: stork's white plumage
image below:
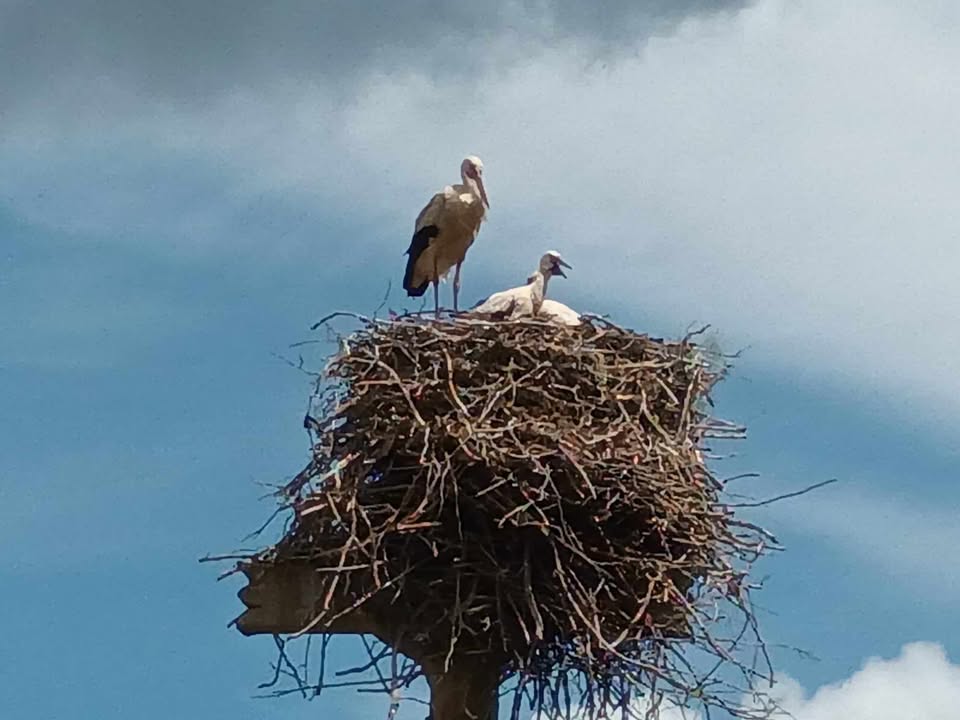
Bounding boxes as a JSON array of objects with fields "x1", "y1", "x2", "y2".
[
  {"x1": 470, "y1": 251, "x2": 571, "y2": 320},
  {"x1": 537, "y1": 298, "x2": 582, "y2": 326},
  {"x1": 403, "y1": 156, "x2": 489, "y2": 317}
]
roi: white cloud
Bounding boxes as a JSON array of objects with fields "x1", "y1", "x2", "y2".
[
  {"x1": 533, "y1": 701, "x2": 694, "y2": 720},
  {"x1": 4, "y1": 0, "x2": 960, "y2": 424},
  {"x1": 772, "y1": 642, "x2": 960, "y2": 720},
  {"x1": 524, "y1": 643, "x2": 960, "y2": 720}
]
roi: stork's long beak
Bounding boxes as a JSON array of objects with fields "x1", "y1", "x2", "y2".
[
  {"x1": 476, "y1": 176, "x2": 490, "y2": 209},
  {"x1": 557, "y1": 258, "x2": 572, "y2": 269}
]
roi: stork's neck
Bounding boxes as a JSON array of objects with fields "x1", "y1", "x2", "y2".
[
  {"x1": 461, "y1": 174, "x2": 482, "y2": 199},
  {"x1": 529, "y1": 270, "x2": 549, "y2": 314}
]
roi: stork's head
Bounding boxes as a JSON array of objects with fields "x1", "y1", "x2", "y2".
[
  {"x1": 460, "y1": 155, "x2": 489, "y2": 208},
  {"x1": 540, "y1": 250, "x2": 572, "y2": 278}
]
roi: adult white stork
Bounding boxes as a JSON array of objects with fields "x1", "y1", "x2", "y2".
[
  {"x1": 537, "y1": 298, "x2": 582, "y2": 326},
  {"x1": 470, "y1": 251, "x2": 571, "y2": 319},
  {"x1": 403, "y1": 156, "x2": 489, "y2": 317}
]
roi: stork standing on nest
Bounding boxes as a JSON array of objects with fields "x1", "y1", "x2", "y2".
[
  {"x1": 470, "y1": 251, "x2": 571, "y2": 319},
  {"x1": 403, "y1": 156, "x2": 490, "y2": 318}
]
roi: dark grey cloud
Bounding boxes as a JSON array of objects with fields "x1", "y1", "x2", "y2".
[{"x1": 1, "y1": 0, "x2": 747, "y2": 114}]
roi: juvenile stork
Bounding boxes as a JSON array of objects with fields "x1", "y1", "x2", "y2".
[
  {"x1": 538, "y1": 298, "x2": 582, "y2": 326},
  {"x1": 403, "y1": 156, "x2": 489, "y2": 317},
  {"x1": 470, "y1": 251, "x2": 571, "y2": 319}
]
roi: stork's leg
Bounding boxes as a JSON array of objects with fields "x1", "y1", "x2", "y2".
[
  {"x1": 432, "y1": 256, "x2": 441, "y2": 319},
  {"x1": 452, "y1": 261, "x2": 463, "y2": 312}
]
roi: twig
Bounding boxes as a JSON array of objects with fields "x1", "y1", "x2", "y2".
[{"x1": 727, "y1": 478, "x2": 838, "y2": 508}]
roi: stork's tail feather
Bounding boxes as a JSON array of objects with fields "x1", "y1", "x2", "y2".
[
  {"x1": 403, "y1": 225, "x2": 439, "y2": 297},
  {"x1": 405, "y1": 279, "x2": 430, "y2": 297}
]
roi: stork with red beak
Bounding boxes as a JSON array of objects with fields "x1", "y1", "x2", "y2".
[{"x1": 402, "y1": 156, "x2": 490, "y2": 317}]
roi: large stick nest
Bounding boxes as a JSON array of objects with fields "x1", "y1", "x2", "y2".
[{"x1": 245, "y1": 314, "x2": 776, "y2": 718}]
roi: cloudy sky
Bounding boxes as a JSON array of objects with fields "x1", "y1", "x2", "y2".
[{"x1": 2, "y1": 0, "x2": 958, "y2": 717}]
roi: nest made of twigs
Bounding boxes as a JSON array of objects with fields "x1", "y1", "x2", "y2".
[{"x1": 245, "y1": 313, "x2": 776, "y2": 718}]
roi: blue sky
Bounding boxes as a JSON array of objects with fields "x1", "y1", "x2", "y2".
[{"x1": 2, "y1": 1, "x2": 959, "y2": 718}]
